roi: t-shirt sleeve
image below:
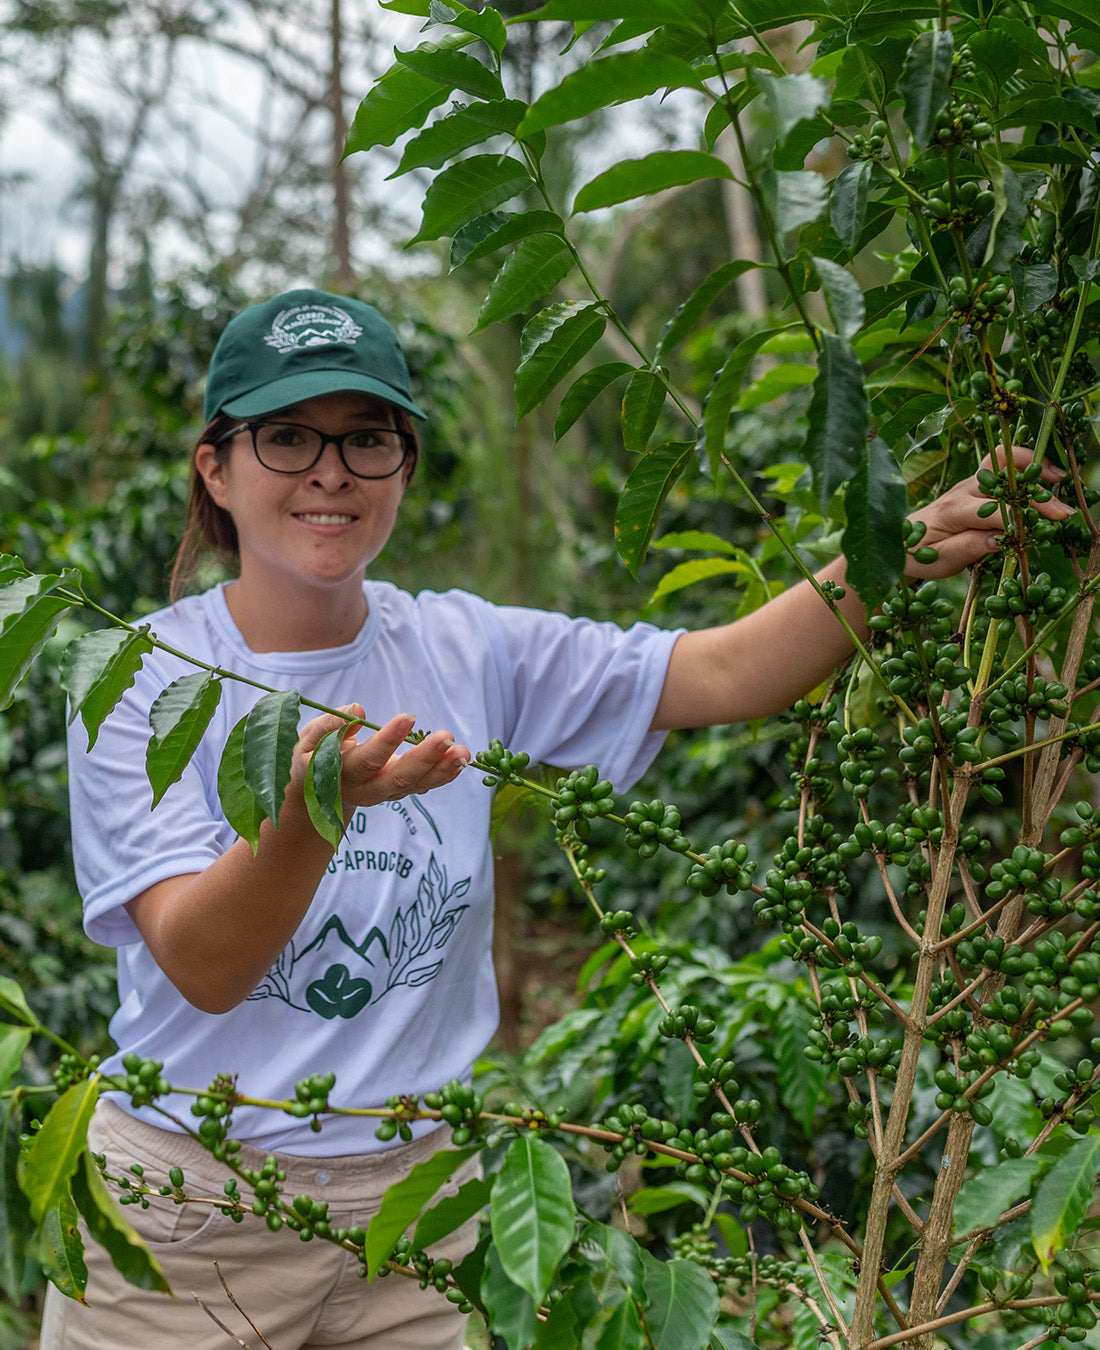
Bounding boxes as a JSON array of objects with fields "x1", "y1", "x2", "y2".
[
  {"x1": 69, "y1": 661, "x2": 229, "y2": 948},
  {"x1": 485, "y1": 603, "x2": 682, "y2": 792}
]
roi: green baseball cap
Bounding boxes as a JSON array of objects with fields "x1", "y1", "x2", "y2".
[{"x1": 203, "y1": 289, "x2": 426, "y2": 423}]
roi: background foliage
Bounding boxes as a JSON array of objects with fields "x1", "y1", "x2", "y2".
[{"x1": 3, "y1": 0, "x2": 1100, "y2": 1347}]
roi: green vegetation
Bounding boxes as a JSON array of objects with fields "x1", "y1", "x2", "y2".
[{"x1": 3, "y1": 0, "x2": 1100, "y2": 1346}]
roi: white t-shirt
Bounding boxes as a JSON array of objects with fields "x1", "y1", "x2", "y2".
[{"x1": 69, "y1": 581, "x2": 679, "y2": 1155}]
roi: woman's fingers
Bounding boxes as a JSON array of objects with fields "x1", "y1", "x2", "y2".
[
  {"x1": 905, "y1": 448, "x2": 1074, "y2": 578},
  {"x1": 339, "y1": 715, "x2": 470, "y2": 805}
]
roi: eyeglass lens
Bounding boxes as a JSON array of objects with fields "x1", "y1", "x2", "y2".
[{"x1": 252, "y1": 423, "x2": 407, "y2": 478}]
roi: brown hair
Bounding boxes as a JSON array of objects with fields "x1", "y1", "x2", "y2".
[{"x1": 168, "y1": 406, "x2": 421, "y2": 602}]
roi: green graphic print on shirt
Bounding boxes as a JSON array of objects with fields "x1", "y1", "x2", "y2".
[{"x1": 247, "y1": 847, "x2": 471, "y2": 1021}]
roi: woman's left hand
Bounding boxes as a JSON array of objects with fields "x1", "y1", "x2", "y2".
[{"x1": 905, "y1": 447, "x2": 1073, "y2": 580}]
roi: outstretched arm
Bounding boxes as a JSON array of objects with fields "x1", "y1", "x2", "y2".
[
  {"x1": 650, "y1": 451, "x2": 1071, "y2": 731},
  {"x1": 125, "y1": 710, "x2": 470, "y2": 1014}
]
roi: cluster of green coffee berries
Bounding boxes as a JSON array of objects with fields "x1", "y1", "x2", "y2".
[
  {"x1": 623, "y1": 797, "x2": 692, "y2": 859},
  {"x1": 554, "y1": 765, "x2": 614, "y2": 837},
  {"x1": 53, "y1": 1051, "x2": 99, "y2": 1091},
  {"x1": 242, "y1": 1155, "x2": 289, "y2": 1230},
  {"x1": 376, "y1": 1091, "x2": 422, "y2": 1143},
  {"x1": 846, "y1": 119, "x2": 888, "y2": 160},
  {"x1": 190, "y1": 1074, "x2": 240, "y2": 1156},
  {"x1": 285, "y1": 1071, "x2": 336, "y2": 1131},
  {"x1": 983, "y1": 844, "x2": 1066, "y2": 915},
  {"x1": 477, "y1": 738, "x2": 530, "y2": 785},
  {"x1": 984, "y1": 671, "x2": 1072, "y2": 729},
  {"x1": 984, "y1": 571, "x2": 1069, "y2": 621},
  {"x1": 1043, "y1": 1257, "x2": 1100, "y2": 1341},
  {"x1": 659, "y1": 1004, "x2": 716, "y2": 1044},
  {"x1": 120, "y1": 1052, "x2": 171, "y2": 1108},
  {"x1": 383, "y1": 1236, "x2": 473, "y2": 1311},
  {"x1": 687, "y1": 838, "x2": 754, "y2": 896},
  {"x1": 719, "y1": 1145, "x2": 817, "y2": 1231},
  {"x1": 929, "y1": 98, "x2": 993, "y2": 149},
  {"x1": 946, "y1": 270, "x2": 1008, "y2": 326},
  {"x1": 420, "y1": 1080, "x2": 484, "y2": 1146}
]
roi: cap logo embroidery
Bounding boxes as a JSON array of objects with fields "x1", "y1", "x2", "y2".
[{"x1": 264, "y1": 304, "x2": 363, "y2": 354}]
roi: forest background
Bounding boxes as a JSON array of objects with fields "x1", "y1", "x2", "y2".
[{"x1": 2, "y1": 0, "x2": 1100, "y2": 1348}]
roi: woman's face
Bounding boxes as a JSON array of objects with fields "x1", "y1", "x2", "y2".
[{"x1": 195, "y1": 391, "x2": 412, "y2": 599}]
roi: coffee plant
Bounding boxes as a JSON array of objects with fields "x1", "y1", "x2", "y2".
[{"x1": 4, "y1": 1, "x2": 1100, "y2": 1346}]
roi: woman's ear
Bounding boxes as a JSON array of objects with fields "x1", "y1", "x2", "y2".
[{"x1": 195, "y1": 441, "x2": 230, "y2": 509}]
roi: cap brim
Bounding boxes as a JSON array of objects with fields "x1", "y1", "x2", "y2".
[{"x1": 218, "y1": 371, "x2": 427, "y2": 421}]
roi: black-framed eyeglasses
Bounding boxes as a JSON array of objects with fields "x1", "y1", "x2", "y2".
[{"x1": 216, "y1": 421, "x2": 414, "y2": 480}]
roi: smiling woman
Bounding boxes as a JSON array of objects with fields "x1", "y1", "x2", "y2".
[{"x1": 43, "y1": 286, "x2": 1055, "y2": 1350}]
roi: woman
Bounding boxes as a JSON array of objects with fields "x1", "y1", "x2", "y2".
[{"x1": 42, "y1": 288, "x2": 1070, "y2": 1349}]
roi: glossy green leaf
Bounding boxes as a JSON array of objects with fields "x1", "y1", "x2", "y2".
[
  {"x1": 303, "y1": 725, "x2": 346, "y2": 850},
  {"x1": 242, "y1": 689, "x2": 300, "y2": 828},
  {"x1": 71, "y1": 1152, "x2": 170, "y2": 1293},
  {"x1": 578, "y1": 1222, "x2": 647, "y2": 1300},
  {"x1": 813, "y1": 256, "x2": 865, "y2": 340},
  {"x1": 396, "y1": 41, "x2": 505, "y2": 101},
  {"x1": 954, "y1": 1156, "x2": 1042, "y2": 1236},
  {"x1": 654, "y1": 262, "x2": 756, "y2": 360},
  {"x1": 518, "y1": 52, "x2": 703, "y2": 138},
  {"x1": 639, "y1": 1251, "x2": 719, "y2": 1349},
  {"x1": 752, "y1": 70, "x2": 828, "y2": 145},
  {"x1": 771, "y1": 169, "x2": 828, "y2": 237},
  {"x1": 555, "y1": 361, "x2": 633, "y2": 440},
  {"x1": 413, "y1": 1174, "x2": 491, "y2": 1251},
  {"x1": 344, "y1": 64, "x2": 451, "y2": 154},
  {"x1": 38, "y1": 1192, "x2": 87, "y2": 1302},
  {"x1": 738, "y1": 362, "x2": 816, "y2": 410},
  {"x1": 0, "y1": 572, "x2": 78, "y2": 710},
  {"x1": 589, "y1": 1296, "x2": 647, "y2": 1347},
  {"x1": 60, "y1": 626, "x2": 154, "y2": 750},
  {"x1": 409, "y1": 154, "x2": 531, "y2": 244},
  {"x1": 650, "y1": 558, "x2": 752, "y2": 604},
  {"x1": 0, "y1": 1098, "x2": 33, "y2": 1299},
  {"x1": 627, "y1": 1182, "x2": 709, "y2": 1216},
  {"x1": 515, "y1": 303, "x2": 607, "y2": 419},
  {"x1": 701, "y1": 329, "x2": 786, "y2": 475},
  {"x1": 490, "y1": 1134, "x2": 575, "y2": 1303},
  {"x1": 392, "y1": 100, "x2": 526, "y2": 177},
  {"x1": 1031, "y1": 1132, "x2": 1100, "y2": 1269},
  {"x1": 841, "y1": 436, "x2": 906, "y2": 611},
  {"x1": 830, "y1": 160, "x2": 871, "y2": 254},
  {"x1": 614, "y1": 441, "x2": 694, "y2": 576},
  {"x1": 985, "y1": 162, "x2": 1028, "y2": 272},
  {"x1": 429, "y1": 0, "x2": 508, "y2": 53},
  {"x1": 21, "y1": 1079, "x2": 99, "y2": 1226},
  {"x1": 0, "y1": 976, "x2": 35, "y2": 1025},
  {"x1": 775, "y1": 1001, "x2": 825, "y2": 1136},
  {"x1": 652, "y1": 530, "x2": 736, "y2": 555},
  {"x1": 1009, "y1": 260, "x2": 1059, "y2": 315},
  {"x1": 0, "y1": 1025, "x2": 31, "y2": 1092},
  {"x1": 708, "y1": 1329, "x2": 761, "y2": 1350},
  {"x1": 217, "y1": 715, "x2": 266, "y2": 852},
  {"x1": 621, "y1": 370, "x2": 667, "y2": 454},
  {"x1": 146, "y1": 672, "x2": 223, "y2": 808},
  {"x1": 451, "y1": 209, "x2": 564, "y2": 269},
  {"x1": 898, "y1": 28, "x2": 953, "y2": 153},
  {"x1": 482, "y1": 1240, "x2": 539, "y2": 1347},
  {"x1": 804, "y1": 332, "x2": 869, "y2": 510},
  {"x1": 475, "y1": 234, "x2": 575, "y2": 330},
  {"x1": 573, "y1": 151, "x2": 732, "y2": 213},
  {"x1": 365, "y1": 1147, "x2": 479, "y2": 1278}
]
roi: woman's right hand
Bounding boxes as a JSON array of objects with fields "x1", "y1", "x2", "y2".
[{"x1": 295, "y1": 706, "x2": 470, "y2": 812}]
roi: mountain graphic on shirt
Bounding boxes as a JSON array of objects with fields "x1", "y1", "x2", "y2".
[
  {"x1": 248, "y1": 915, "x2": 385, "y2": 1019},
  {"x1": 246, "y1": 854, "x2": 471, "y2": 1020}
]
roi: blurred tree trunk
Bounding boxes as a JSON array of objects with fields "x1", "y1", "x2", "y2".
[{"x1": 329, "y1": 0, "x2": 353, "y2": 287}]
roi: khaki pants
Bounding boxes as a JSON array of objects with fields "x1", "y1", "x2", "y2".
[{"x1": 41, "y1": 1100, "x2": 479, "y2": 1349}]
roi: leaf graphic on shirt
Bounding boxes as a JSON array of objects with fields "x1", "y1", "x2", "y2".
[{"x1": 381, "y1": 853, "x2": 471, "y2": 998}]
